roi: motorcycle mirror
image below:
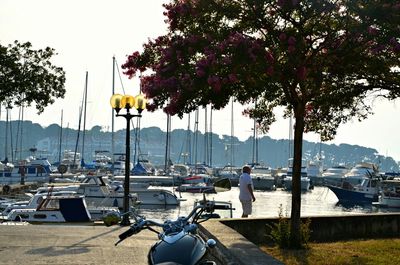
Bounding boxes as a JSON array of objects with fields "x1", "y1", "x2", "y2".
[
  {"x1": 213, "y1": 178, "x2": 231, "y2": 192},
  {"x1": 206, "y1": 238, "x2": 217, "y2": 248}
]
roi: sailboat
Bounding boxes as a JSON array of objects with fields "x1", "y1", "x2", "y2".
[
  {"x1": 247, "y1": 101, "x2": 276, "y2": 191},
  {"x1": 109, "y1": 56, "x2": 181, "y2": 207}
]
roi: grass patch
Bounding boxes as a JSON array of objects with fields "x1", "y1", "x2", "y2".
[{"x1": 260, "y1": 238, "x2": 400, "y2": 265}]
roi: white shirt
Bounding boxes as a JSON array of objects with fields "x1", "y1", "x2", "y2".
[{"x1": 239, "y1": 172, "x2": 253, "y2": 201}]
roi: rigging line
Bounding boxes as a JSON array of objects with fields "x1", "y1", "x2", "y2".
[
  {"x1": 82, "y1": 71, "x2": 88, "y2": 162},
  {"x1": 114, "y1": 58, "x2": 126, "y2": 94},
  {"x1": 58, "y1": 110, "x2": 63, "y2": 163},
  {"x1": 8, "y1": 109, "x2": 14, "y2": 162},
  {"x1": 74, "y1": 80, "x2": 86, "y2": 168},
  {"x1": 14, "y1": 106, "x2": 21, "y2": 161},
  {"x1": 209, "y1": 108, "x2": 213, "y2": 167},
  {"x1": 115, "y1": 58, "x2": 136, "y2": 129}
]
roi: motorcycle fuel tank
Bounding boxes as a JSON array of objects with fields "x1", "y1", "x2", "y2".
[{"x1": 149, "y1": 234, "x2": 207, "y2": 265}]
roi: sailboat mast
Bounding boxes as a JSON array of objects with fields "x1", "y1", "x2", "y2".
[
  {"x1": 81, "y1": 71, "x2": 88, "y2": 163},
  {"x1": 58, "y1": 110, "x2": 63, "y2": 163},
  {"x1": 164, "y1": 114, "x2": 171, "y2": 172},
  {"x1": 186, "y1": 113, "x2": 191, "y2": 165},
  {"x1": 230, "y1": 98, "x2": 235, "y2": 167},
  {"x1": 193, "y1": 108, "x2": 199, "y2": 166},
  {"x1": 73, "y1": 73, "x2": 87, "y2": 169},
  {"x1": 4, "y1": 108, "x2": 14, "y2": 162},
  {"x1": 111, "y1": 56, "x2": 115, "y2": 167},
  {"x1": 73, "y1": 106, "x2": 82, "y2": 169},
  {"x1": 288, "y1": 112, "x2": 293, "y2": 162},
  {"x1": 209, "y1": 108, "x2": 213, "y2": 167},
  {"x1": 4, "y1": 108, "x2": 8, "y2": 161},
  {"x1": 204, "y1": 106, "x2": 208, "y2": 165},
  {"x1": 252, "y1": 117, "x2": 256, "y2": 164},
  {"x1": 14, "y1": 107, "x2": 21, "y2": 161},
  {"x1": 20, "y1": 105, "x2": 24, "y2": 160}
]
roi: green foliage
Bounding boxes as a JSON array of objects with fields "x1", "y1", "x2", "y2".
[
  {"x1": 267, "y1": 205, "x2": 311, "y2": 249},
  {"x1": 122, "y1": 0, "x2": 399, "y2": 249},
  {"x1": 0, "y1": 40, "x2": 66, "y2": 113},
  {"x1": 123, "y1": 0, "x2": 400, "y2": 139}
]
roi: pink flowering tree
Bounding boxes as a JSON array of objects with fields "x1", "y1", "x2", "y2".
[{"x1": 123, "y1": 0, "x2": 400, "y2": 248}]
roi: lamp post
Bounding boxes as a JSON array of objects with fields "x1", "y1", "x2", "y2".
[{"x1": 110, "y1": 93, "x2": 146, "y2": 226}]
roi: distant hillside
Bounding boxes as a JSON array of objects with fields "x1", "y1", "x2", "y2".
[{"x1": 1, "y1": 121, "x2": 398, "y2": 172}]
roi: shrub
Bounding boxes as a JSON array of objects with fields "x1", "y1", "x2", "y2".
[{"x1": 267, "y1": 204, "x2": 311, "y2": 249}]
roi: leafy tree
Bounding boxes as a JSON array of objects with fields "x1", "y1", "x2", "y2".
[
  {"x1": 0, "y1": 40, "x2": 66, "y2": 113},
  {"x1": 122, "y1": 0, "x2": 400, "y2": 248}
]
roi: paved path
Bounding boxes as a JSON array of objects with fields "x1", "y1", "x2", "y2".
[
  {"x1": 0, "y1": 224, "x2": 154, "y2": 265},
  {"x1": 0, "y1": 221, "x2": 282, "y2": 265}
]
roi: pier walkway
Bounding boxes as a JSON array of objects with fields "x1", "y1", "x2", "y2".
[{"x1": 0, "y1": 221, "x2": 282, "y2": 265}]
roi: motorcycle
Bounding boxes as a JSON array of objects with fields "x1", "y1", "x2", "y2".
[{"x1": 115, "y1": 178, "x2": 233, "y2": 265}]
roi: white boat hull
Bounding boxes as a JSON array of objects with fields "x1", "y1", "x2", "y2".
[
  {"x1": 134, "y1": 189, "x2": 180, "y2": 205},
  {"x1": 252, "y1": 176, "x2": 276, "y2": 191},
  {"x1": 283, "y1": 176, "x2": 311, "y2": 191},
  {"x1": 376, "y1": 195, "x2": 400, "y2": 208}
]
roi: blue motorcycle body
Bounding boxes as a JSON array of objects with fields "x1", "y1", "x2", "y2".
[{"x1": 149, "y1": 231, "x2": 206, "y2": 265}]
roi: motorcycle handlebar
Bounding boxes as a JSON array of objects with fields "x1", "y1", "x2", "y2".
[
  {"x1": 115, "y1": 202, "x2": 233, "y2": 245},
  {"x1": 115, "y1": 227, "x2": 136, "y2": 246},
  {"x1": 213, "y1": 204, "x2": 232, "y2": 210},
  {"x1": 119, "y1": 227, "x2": 136, "y2": 240}
]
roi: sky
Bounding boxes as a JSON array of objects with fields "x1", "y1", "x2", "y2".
[{"x1": 1, "y1": 0, "x2": 400, "y2": 162}]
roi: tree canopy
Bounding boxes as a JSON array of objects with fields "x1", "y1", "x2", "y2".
[
  {"x1": 0, "y1": 40, "x2": 66, "y2": 113},
  {"x1": 122, "y1": 0, "x2": 400, "y2": 247},
  {"x1": 123, "y1": 0, "x2": 399, "y2": 139}
]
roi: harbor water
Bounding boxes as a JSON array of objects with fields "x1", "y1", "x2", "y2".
[{"x1": 138, "y1": 186, "x2": 400, "y2": 222}]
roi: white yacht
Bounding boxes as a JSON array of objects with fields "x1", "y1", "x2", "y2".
[
  {"x1": 342, "y1": 162, "x2": 379, "y2": 186},
  {"x1": 251, "y1": 165, "x2": 276, "y2": 191},
  {"x1": 2, "y1": 194, "x2": 119, "y2": 223},
  {"x1": 373, "y1": 180, "x2": 400, "y2": 208},
  {"x1": 34, "y1": 175, "x2": 139, "y2": 209},
  {"x1": 0, "y1": 156, "x2": 52, "y2": 185},
  {"x1": 283, "y1": 158, "x2": 311, "y2": 191},
  {"x1": 322, "y1": 164, "x2": 350, "y2": 186}
]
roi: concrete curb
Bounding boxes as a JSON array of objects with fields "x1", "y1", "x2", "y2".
[{"x1": 200, "y1": 220, "x2": 284, "y2": 265}]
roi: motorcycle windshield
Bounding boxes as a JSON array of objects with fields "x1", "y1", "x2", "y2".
[{"x1": 162, "y1": 230, "x2": 185, "y2": 244}]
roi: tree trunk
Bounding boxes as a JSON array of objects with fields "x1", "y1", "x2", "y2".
[{"x1": 289, "y1": 105, "x2": 305, "y2": 248}]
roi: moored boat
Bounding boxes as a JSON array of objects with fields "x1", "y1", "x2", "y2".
[
  {"x1": 251, "y1": 165, "x2": 276, "y2": 191},
  {"x1": 373, "y1": 180, "x2": 400, "y2": 208},
  {"x1": 175, "y1": 183, "x2": 215, "y2": 193},
  {"x1": 0, "y1": 156, "x2": 52, "y2": 185},
  {"x1": 322, "y1": 164, "x2": 350, "y2": 186},
  {"x1": 1, "y1": 194, "x2": 92, "y2": 223},
  {"x1": 327, "y1": 177, "x2": 381, "y2": 204},
  {"x1": 283, "y1": 176, "x2": 311, "y2": 191}
]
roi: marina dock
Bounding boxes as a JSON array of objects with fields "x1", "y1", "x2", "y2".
[{"x1": 0, "y1": 221, "x2": 280, "y2": 265}]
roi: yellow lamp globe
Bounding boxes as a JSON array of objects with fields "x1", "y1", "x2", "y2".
[
  {"x1": 134, "y1": 94, "x2": 147, "y2": 112},
  {"x1": 110, "y1": 94, "x2": 123, "y2": 109},
  {"x1": 121, "y1": 95, "x2": 136, "y2": 109}
]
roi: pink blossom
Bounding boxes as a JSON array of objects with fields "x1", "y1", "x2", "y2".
[
  {"x1": 228, "y1": 73, "x2": 238, "y2": 83},
  {"x1": 279, "y1": 33, "x2": 287, "y2": 42},
  {"x1": 288, "y1": 45, "x2": 296, "y2": 53},
  {"x1": 265, "y1": 52, "x2": 274, "y2": 63},
  {"x1": 296, "y1": 66, "x2": 307, "y2": 81},
  {"x1": 207, "y1": 76, "x2": 222, "y2": 92},
  {"x1": 367, "y1": 26, "x2": 378, "y2": 35},
  {"x1": 288, "y1": 36, "x2": 296, "y2": 46},
  {"x1": 266, "y1": 66, "x2": 274, "y2": 76},
  {"x1": 277, "y1": 0, "x2": 285, "y2": 7},
  {"x1": 196, "y1": 68, "x2": 205, "y2": 77}
]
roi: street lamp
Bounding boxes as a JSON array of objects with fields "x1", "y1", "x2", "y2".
[{"x1": 110, "y1": 93, "x2": 146, "y2": 226}]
